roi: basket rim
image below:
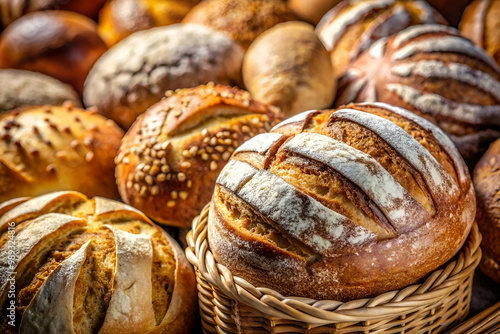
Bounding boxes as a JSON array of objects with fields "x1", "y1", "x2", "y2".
[{"x1": 186, "y1": 204, "x2": 482, "y2": 324}]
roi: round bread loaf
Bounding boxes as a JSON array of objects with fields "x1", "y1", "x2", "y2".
[
  {"x1": 208, "y1": 102, "x2": 475, "y2": 301},
  {"x1": 288, "y1": 0, "x2": 342, "y2": 25},
  {"x1": 426, "y1": 0, "x2": 473, "y2": 26},
  {"x1": 336, "y1": 24, "x2": 500, "y2": 164},
  {"x1": 0, "y1": 69, "x2": 81, "y2": 113},
  {"x1": 0, "y1": 10, "x2": 107, "y2": 94},
  {"x1": 181, "y1": 0, "x2": 295, "y2": 50},
  {"x1": 98, "y1": 0, "x2": 199, "y2": 46},
  {"x1": 460, "y1": 0, "x2": 500, "y2": 67},
  {"x1": 84, "y1": 23, "x2": 244, "y2": 129},
  {"x1": 0, "y1": 191, "x2": 196, "y2": 334},
  {"x1": 473, "y1": 138, "x2": 500, "y2": 284},
  {"x1": 315, "y1": 0, "x2": 446, "y2": 79},
  {"x1": 243, "y1": 21, "x2": 335, "y2": 118},
  {"x1": 116, "y1": 83, "x2": 281, "y2": 228},
  {"x1": 0, "y1": 105, "x2": 123, "y2": 202}
]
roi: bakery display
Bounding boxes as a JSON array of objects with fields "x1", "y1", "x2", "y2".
[
  {"x1": 98, "y1": 0, "x2": 199, "y2": 46},
  {"x1": 473, "y1": 138, "x2": 500, "y2": 284},
  {"x1": 116, "y1": 83, "x2": 281, "y2": 228},
  {"x1": 0, "y1": 69, "x2": 82, "y2": 113},
  {"x1": 288, "y1": 0, "x2": 342, "y2": 25},
  {"x1": 84, "y1": 23, "x2": 244, "y2": 129},
  {"x1": 0, "y1": 10, "x2": 107, "y2": 94},
  {"x1": 208, "y1": 102, "x2": 474, "y2": 301},
  {"x1": 243, "y1": 21, "x2": 335, "y2": 118},
  {"x1": 181, "y1": 0, "x2": 295, "y2": 50},
  {"x1": 460, "y1": 0, "x2": 500, "y2": 67},
  {"x1": 336, "y1": 24, "x2": 500, "y2": 164},
  {"x1": 0, "y1": 191, "x2": 196, "y2": 334},
  {"x1": 0, "y1": 105, "x2": 123, "y2": 202},
  {"x1": 315, "y1": 0, "x2": 447, "y2": 79}
]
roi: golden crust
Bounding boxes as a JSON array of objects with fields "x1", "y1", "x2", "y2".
[{"x1": 288, "y1": 0, "x2": 342, "y2": 25}]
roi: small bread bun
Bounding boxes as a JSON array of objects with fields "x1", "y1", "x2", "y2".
[
  {"x1": 84, "y1": 23, "x2": 244, "y2": 129},
  {"x1": 115, "y1": 83, "x2": 281, "y2": 227},
  {"x1": 0, "y1": 105, "x2": 123, "y2": 202},
  {"x1": 316, "y1": 0, "x2": 446, "y2": 79},
  {"x1": 288, "y1": 0, "x2": 342, "y2": 25},
  {"x1": 460, "y1": 0, "x2": 500, "y2": 67},
  {"x1": 182, "y1": 0, "x2": 295, "y2": 49},
  {"x1": 473, "y1": 138, "x2": 500, "y2": 284},
  {"x1": 0, "y1": 191, "x2": 196, "y2": 334},
  {"x1": 0, "y1": 11, "x2": 107, "y2": 94},
  {"x1": 0, "y1": 69, "x2": 81, "y2": 113},
  {"x1": 243, "y1": 21, "x2": 335, "y2": 117},
  {"x1": 98, "y1": 0, "x2": 200, "y2": 46},
  {"x1": 209, "y1": 102, "x2": 474, "y2": 301}
]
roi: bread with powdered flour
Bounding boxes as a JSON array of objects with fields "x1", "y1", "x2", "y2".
[
  {"x1": 208, "y1": 102, "x2": 475, "y2": 301},
  {"x1": 0, "y1": 191, "x2": 196, "y2": 334}
]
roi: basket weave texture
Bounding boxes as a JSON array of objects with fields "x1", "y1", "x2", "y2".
[{"x1": 186, "y1": 205, "x2": 482, "y2": 334}]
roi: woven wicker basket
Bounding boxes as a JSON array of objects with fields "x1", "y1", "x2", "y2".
[
  {"x1": 447, "y1": 301, "x2": 500, "y2": 334},
  {"x1": 186, "y1": 205, "x2": 482, "y2": 334}
]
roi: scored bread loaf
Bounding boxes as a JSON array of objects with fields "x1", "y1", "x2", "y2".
[
  {"x1": 336, "y1": 24, "x2": 500, "y2": 164},
  {"x1": 115, "y1": 83, "x2": 281, "y2": 228},
  {"x1": 208, "y1": 102, "x2": 475, "y2": 301},
  {"x1": 0, "y1": 191, "x2": 196, "y2": 334}
]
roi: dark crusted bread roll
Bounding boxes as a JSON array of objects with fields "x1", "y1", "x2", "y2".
[
  {"x1": 208, "y1": 102, "x2": 475, "y2": 301},
  {"x1": 0, "y1": 191, "x2": 196, "y2": 333},
  {"x1": 473, "y1": 138, "x2": 500, "y2": 284},
  {"x1": 336, "y1": 24, "x2": 500, "y2": 164},
  {"x1": 115, "y1": 83, "x2": 281, "y2": 228}
]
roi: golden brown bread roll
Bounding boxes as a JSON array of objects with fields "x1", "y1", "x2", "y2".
[
  {"x1": 208, "y1": 102, "x2": 475, "y2": 301},
  {"x1": 336, "y1": 24, "x2": 500, "y2": 164},
  {"x1": 116, "y1": 83, "x2": 281, "y2": 227},
  {"x1": 98, "y1": 0, "x2": 199, "y2": 46},
  {"x1": 460, "y1": 0, "x2": 500, "y2": 67},
  {"x1": 288, "y1": 0, "x2": 342, "y2": 25},
  {"x1": 243, "y1": 21, "x2": 335, "y2": 118},
  {"x1": 0, "y1": 10, "x2": 107, "y2": 95},
  {"x1": 84, "y1": 23, "x2": 245, "y2": 129},
  {"x1": 0, "y1": 105, "x2": 123, "y2": 202},
  {"x1": 181, "y1": 0, "x2": 295, "y2": 50},
  {"x1": 315, "y1": 0, "x2": 447, "y2": 79},
  {"x1": 0, "y1": 69, "x2": 82, "y2": 113},
  {"x1": 473, "y1": 138, "x2": 500, "y2": 284},
  {"x1": 0, "y1": 191, "x2": 196, "y2": 333}
]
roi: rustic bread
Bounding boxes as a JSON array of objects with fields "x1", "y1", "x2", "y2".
[
  {"x1": 315, "y1": 0, "x2": 446, "y2": 79},
  {"x1": 116, "y1": 83, "x2": 281, "y2": 228},
  {"x1": 0, "y1": 191, "x2": 196, "y2": 334},
  {"x1": 460, "y1": 0, "x2": 500, "y2": 67},
  {"x1": 473, "y1": 138, "x2": 500, "y2": 284},
  {"x1": 288, "y1": 0, "x2": 342, "y2": 25},
  {"x1": 336, "y1": 24, "x2": 500, "y2": 164},
  {"x1": 181, "y1": 0, "x2": 295, "y2": 50},
  {"x1": 243, "y1": 21, "x2": 335, "y2": 118},
  {"x1": 84, "y1": 23, "x2": 244, "y2": 129},
  {"x1": 98, "y1": 0, "x2": 199, "y2": 46},
  {"x1": 0, "y1": 105, "x2": 123, "y2": 202},
  {"x1": 208, "y1": 102, "x2": 474, "y2": 301}
]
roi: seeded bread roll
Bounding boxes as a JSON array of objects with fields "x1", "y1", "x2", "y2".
[
  {"x1": 208, "y1": 102, "x2": 475, "y2": 301},
  {"x1": 337, "y1": 24, "x2": 500, "y2": 164},
  {"x1": 181, "y1": 0, "x2": 295, "y2": 50},
  {"x1": 0, "y1": 191, "x2": 196, "y2": 334},
  {"x1": 473, "y1": 138, "x2": 500, "y2": 284},
  {"x1": 84, "y1": 23, "x2": 244, "y2": 129},
  {"x1": 243, "y1": 21, "x2": 335, "y2": 118},
  {"x1": 460, "y1": 0, "x2": 500, "y2": 67},
  {"x1": 0, "y1": 105, "x2": 123, "y2": 202},
  {"x1": 115, "y1": 83, "x2": 281, "y2": 228},
  {"x1": 0, "y1": 69, "x2": 82, "y2": 113},
  {"x1": 288, "y1": 0, "x2": 342, "y2": 25},
  {"x1": 315, "y1": 0, "x2": 446, "y2": 79}
]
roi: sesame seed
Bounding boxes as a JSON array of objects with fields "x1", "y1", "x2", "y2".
[
  {"x1": 212, "y1": 154, "x2": 220, "y2": 161},
  {"x1": 242, "y1": 125, "x2": 250, "y2": 133},
  {"x1": 242, "y1": 100, "x2": 250, "y2": 107},
  {"x1": 123, "y1": 157, "x2": 130, "y2": 165},
  {"x1": 206, "y1": 147, "x2": 213, "y2": 153},
  {"x1": 179, "y1": 191, "x2": 188, "y2": 200},
  {"x1": 189, "y1": 146, "x2": 198, "y2": 156},
  {"x1": 216, "y1": 132, "x2": 224, "y2": 138},
  {"x1": 83, "y1": 136, "x2": 93, "y2": 147},
  {"x1": 167, "y1": 200, "x2": 176, "y2": 207},
  {"x1": 144, "y1": 148, "x2": 151, "y2": 157},
  {"x1": 201, "y1": 128, "x2": 209, "y2": 137},
  {"x1": 223, "y1": 131, "x2": 231, "y2": 137},
  {"x1": 157, "y1": 150, "x2": 166, "y2": 158},
  {"x1": 151, "y1": 185, "x2": 160, "y2": 195},
  {"x1": 171, "y1": 191, "x2": 178, "y2": 199},
  {"x1": 137, "y1": 163, "x2": 145, "y2": 171},
  {"x1": 174, "y1": 110, "x2": 182, "y2": 117},
  {"x1": 157, "y1": 174, "x2": 166, "y2": 182},
  {"x1": 215, "y1": 146, "x2": 224, "y2": 152},
  {"x1": 187, "y1": 180, "x2": 192, "y2": 188},
  {"x1": 165, "y1": 90, "x2": 174, "y2": 97},
  {"x1": 201, "y1": 153, "x2": 209, "y2": 161},
  {"x1": 232, "y1": 133, "x2": 238, "y2": 139},
  {"x1": 181, "y1": 161, "x2": 191, "y2": 168},
  {"x1": 166, "y1": 173, "x2": 172, "y2": 180},
  {"x1": 203, "y1": 137, "x2": 209, "y2": 143},
  {"x1": 150, "y1": 165, "x2": 160, "y2": 175},
  {"x1": 161, "y1": 141, "x2": 170, "y2": 150},
  {"x1": 134, "y1": 183, "x2": 141, "y2": 192},
  {"x1": 143, "y1": 165, "x2": 151, "y2": 173},
  {"x1": 153, "y1": 159, "x2": 161, "y2": 166},
  {"x1": 140, "y1": 186, "x2": 148, "y2": 197},
  {"x1": 182, "y1": 150, "x2": 191, "y2": 158},
  {"x1": 177, "y1": 172, "x2": 187, "y2": 182},
  {"x1": 209, "y1": 137, "x2": 217, "y2": 146},
  {"x1": 222, "y1": 152, "x2": 231, "y2": 160},
  {"x1": 151, "y1": 150, "x2": 157, "y2": 158},
  {"x1": 223, "y1": 139, "x2": 232, "y2": 145},
  {"x1": 127, "y1": 181, "x2": 133, "y2": 189},
  {"x1": 153, "y1": 143, "x2": 162, "y2": 151},
  {"x1": 85, "y1": 151, "x2": 94, "y2": 162},
  {"x1": 144, "y1": 156, "x2": 153, "y2": 163},
  {"x1": 160, "y1": 158, "x2": 167, "y2": 165},
  {"x1": 210, "y1": 161, "x2": 218, "y2": 171},
  {"x1": 161, "y1": 165, "x2": 170, "y2": 173},
  {"x1": 145, "y1": 175, "x2": 154, "y2": 185}
]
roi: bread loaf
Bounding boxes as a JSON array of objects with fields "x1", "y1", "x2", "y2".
[
  {"x1": 315, "y1": 0, "x2": 446, "y2": 79},
  {"x1": 337, "y1": 24, "x2": 500, "y2": 164},
  {"x1": 0, "y1": 105, "x2": 123, "y2": 202},
  {"x1": 208, "y1": 102, "x2": 474, "y2": 301},
  {"x1": 0, "y1": 191, "x2": 196, "y2": 334},
  {"x1": 84, "y1": 23, "x2": 244, "y2": 129},
  {"x1": 288, "y1": 0, "x2": 342, "y2": 25},
  {"x1": 116, "y1": 83, "x2": 281, "y2": 227}
]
